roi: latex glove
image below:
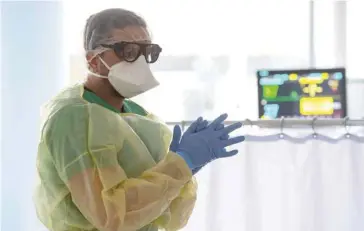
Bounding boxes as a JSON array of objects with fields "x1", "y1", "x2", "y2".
[
  {"x1": 170, "y1": 117, "x2": 208, "y2": 174},
  {"x1": 192, "y1": 166, "x2": 203, "y2": 175},
  {"x1": 175, "y1": 113, "x2": 245, "y2": 169},
  {"x1": 192, "y1": 123, "x2": 228, "y2": 174},
  {"x1": 170, "y1": 117, "x2": 208, "y2": 153}
]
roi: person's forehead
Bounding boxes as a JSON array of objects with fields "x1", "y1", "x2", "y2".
[{"x1": 111, "y1": 26, "x2": 151, "y2": 43}]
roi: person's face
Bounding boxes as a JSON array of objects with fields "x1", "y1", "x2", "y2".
[{"x1": 88, "y1": 26, "x2": 151, "y2": 76}]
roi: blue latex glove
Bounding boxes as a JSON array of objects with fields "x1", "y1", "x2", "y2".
[
  {"x1": 192, "y1": 123, "x2": 229, "y2": 174},
  {"x1": 174, "y1": 113, "x2": 245, "y2": 169},
  {"x1": 170, "y1": 117, "x2": 209, "y2": 174},
  {"x1": 170, "y1": 117, "x2": 208, "y2": 153},
  {"x1": 192, "y1": 166, "x2": 203, "y2": 175}
]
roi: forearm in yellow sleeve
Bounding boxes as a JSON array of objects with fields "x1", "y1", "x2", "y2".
[
  {"x1": 67, "y1": 151, "x2": 192, "y2": 231},
  {"x1": 153, "y1": 178, "x2": 198, "y2": 231}
]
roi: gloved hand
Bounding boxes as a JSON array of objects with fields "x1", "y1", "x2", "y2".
[
  {"x1": 174, "y1": 113, "x2": 245, "y2": 169},
  {"x1": 170, "y1": 117, "x2": 209, "y2": 174},
  {"x1": 192, "y1": 123, "x2": 229, "y2": 174},
  {"x1": 170, "y1": 117, "x2": 208, "y2": 153}
]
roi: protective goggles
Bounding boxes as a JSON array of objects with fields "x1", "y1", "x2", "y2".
[{"x1": 101, "y1": 41, "x2": 162, "y2": 64}]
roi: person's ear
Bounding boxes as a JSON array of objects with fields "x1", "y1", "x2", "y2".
[{"x1": 86, "y1": 53, "x2": 99, "y2": 72}]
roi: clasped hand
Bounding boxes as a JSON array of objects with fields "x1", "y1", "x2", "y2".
[{"x1": 170, "y1": 113, "x2": 245, "y2": 170}]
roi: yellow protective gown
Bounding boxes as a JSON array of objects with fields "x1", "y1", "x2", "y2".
[{"x1": 34, "y1": 85, "x2": 197, "y2": 231}]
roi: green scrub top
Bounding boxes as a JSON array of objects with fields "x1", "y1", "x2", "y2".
[{"x1": 83, "y1": 88, "x2": 148, "y2": 116}]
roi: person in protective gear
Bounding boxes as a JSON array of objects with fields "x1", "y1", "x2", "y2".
[{"x1": 34, "y1": 8, "x2": 245, "y2": 231}]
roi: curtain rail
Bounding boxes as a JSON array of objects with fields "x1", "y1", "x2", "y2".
[{"x1": 165, "y1": 118, "x2": 364, "y2": 129}]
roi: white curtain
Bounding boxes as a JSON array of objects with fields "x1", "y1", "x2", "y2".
[{"x1": 183, "y1": 127, "x2": 364, "y2": 231}]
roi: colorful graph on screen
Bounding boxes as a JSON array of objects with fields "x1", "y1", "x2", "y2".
[{"x1": 257, "y1": 68, "x2": 347, "y2": 119}]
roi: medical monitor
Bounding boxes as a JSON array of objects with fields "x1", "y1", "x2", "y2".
[{"x1": 257, "y1": 68, "x2": 347, "y2": 119}]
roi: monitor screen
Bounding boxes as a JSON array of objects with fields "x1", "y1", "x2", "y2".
[{"x1": 257, "y1": 68, "x2": 347, "y2": 119}]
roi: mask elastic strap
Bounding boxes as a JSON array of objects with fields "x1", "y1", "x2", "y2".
[
  {"x1": 87, "y1": 55, "x2": 111, "y2": 79},
  {"x1": 88, "y1": 71, "x2": 108, "y2": 79},
  {"x1": 98, "y1": 56, "x2": 111, "y2": 70}
]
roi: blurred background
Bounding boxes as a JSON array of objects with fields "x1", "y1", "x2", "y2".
[
  {"x1": 64, "y1": 0, "x2": 364, "y2": 120},
  {"x1": 1, "y1": 0, "x2": 364, "y2": 230}
]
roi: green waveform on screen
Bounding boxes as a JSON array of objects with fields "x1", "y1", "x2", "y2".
[
  {"x1": 263, "y1": 90, "x2": 299, "y2": 102},
  {"x1": 263, "y1": 96, "x2": 299, "y2": 102}
]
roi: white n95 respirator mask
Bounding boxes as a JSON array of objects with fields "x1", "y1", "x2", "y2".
[{"x1": 91, "y1": 56, "x2": 159, "y2": 98}]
